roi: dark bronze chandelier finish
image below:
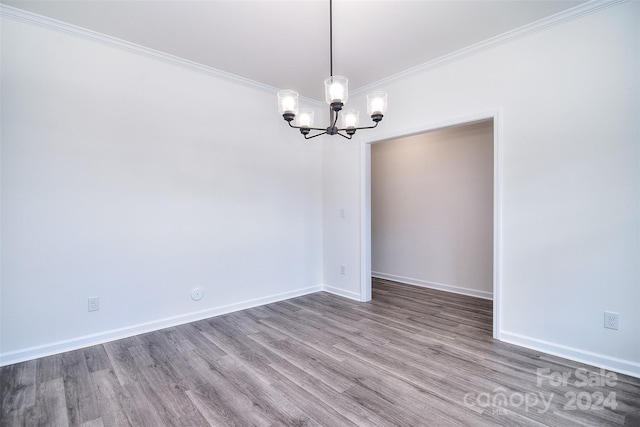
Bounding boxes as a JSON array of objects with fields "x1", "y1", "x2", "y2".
[{"x1": 277, "y1": 0, "x2": 387, "y2": 140}]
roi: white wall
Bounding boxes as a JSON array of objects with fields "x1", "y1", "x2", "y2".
[
  {"x1": 324, "y1": 1, "x2": 640, "y2": 376},
  {"x1": 371, "y1": 121, "x2": 494, "y2": 299},
  {"x1": 322, "y1": 137, "x2": 364, "y2": 300},
  {"x1": 3, "y1": 1, "x2": 639, "y2": 378},
  {"x1": 0, "y1": 17, "x2": 323, "y2": 364}
]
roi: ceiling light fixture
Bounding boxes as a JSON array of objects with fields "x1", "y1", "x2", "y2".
[{"x1": 277, "y1": 0, "x2": 387, "y2": 140}]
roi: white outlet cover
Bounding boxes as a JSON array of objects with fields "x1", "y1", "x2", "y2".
[
  {"x1": 191, "y1": 288, "x2": 204, "y2": 301},
  {"x1": 604, "y1": 311, "x2": 619, "y2": 330}
]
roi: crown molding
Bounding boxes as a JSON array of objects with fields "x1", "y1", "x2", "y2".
[
  {"x1": 351, "y1": 0, "x2": 628, "y2": 96},
  {"x1": 0, "y1": 3, "x2": 290, "y2": 98},
  {"x1": 1, "y1": 0, "x2": 626, "y2": 104}
]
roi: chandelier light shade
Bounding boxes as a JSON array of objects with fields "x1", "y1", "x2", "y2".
[
  {"x1": 342, "y1": 109, "x2": 359, "y2": 134},
  {"x1": 277, "y1": 90, "x2": 298, "y2": 120},
  {"x1": 325, "y1": 76, "x2": 348, "y2": 105},
  {"x1": 277, "y1": 0, "x2": 387, "y2": 140},
  {"x1": 297, "y1": 108, "x2": 315, "y2": 135},
  {"x1": 367, "y1": 91, "x2": 388, "y2": 118},
  {"x1": 298, "y1": 108, "x2": 314, "y2": 127}
]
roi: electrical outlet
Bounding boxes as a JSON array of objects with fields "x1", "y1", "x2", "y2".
[
  {"x1": 340, "y1": 264, "x2": 346, "y2": 275},
  {"x1": 604, "y1": 311, "x2": 619, "y2": 330},
  {"x1": 88, "y1": 296, "x2": 100, "y2": 312}
]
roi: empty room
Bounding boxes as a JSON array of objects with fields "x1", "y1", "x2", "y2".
[{"x1": 1, "y1": 0, "x2": 639, "y2": 425}]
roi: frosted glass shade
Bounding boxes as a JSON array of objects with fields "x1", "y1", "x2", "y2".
[
  {"x1": 298, "y1": 108, "x2": 315, "y2": 128},
  {"x1": 324, "y1": 76, "x2": 348, "y2": 104},
  {"x1": 277, "y1": 90, "x2": 298, "y2": 115},
  {"x1": 342, "y1": 109, "x2": 359, "y2": 129},
  {"x1": 367, "y1": 91, "x2": 387, "y2": 116}
]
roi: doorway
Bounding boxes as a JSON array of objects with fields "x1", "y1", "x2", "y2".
[{"x1": 361, "y1": 113, "x2": 501, "y2": 338}]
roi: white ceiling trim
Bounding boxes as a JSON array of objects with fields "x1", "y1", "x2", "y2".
[
  {"x1": 0, "y1": 3, "x2": 323, "y2": 107},
  {"x1": 351, "y1": 0, "x2": 627, "y2": 96},
  {"x1": 0, "y1": 4, "x2": 274, "y2": 93},
  {"x1": 2, "y1": 1, "x2": 624, "y2": 105}
]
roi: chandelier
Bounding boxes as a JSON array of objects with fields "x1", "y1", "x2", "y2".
[{"x1": 277, "y1": 0, "x2": 387, "y2": 140}]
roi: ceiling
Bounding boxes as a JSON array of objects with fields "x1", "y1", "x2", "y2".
[{"x1": 3, "y1": 0, "x2": 588, "y2": 101}]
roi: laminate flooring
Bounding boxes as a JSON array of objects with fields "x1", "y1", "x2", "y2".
[{"x1": 2, "y1": 279, "x2": 639, "y2": 426}]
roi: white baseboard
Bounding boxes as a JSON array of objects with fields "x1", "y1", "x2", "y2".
[
  {"x1": 0, "y1": 285, "x2": 323, "y2": 367},
  {"x1": 372, "y1": 271, "x2": 493, "y2": 300},
  {"x1": 500, "y1": 331, "x2": 640, "y2": 379},
  {"x1": 322, "y1": 285, "x2": 363, "y2": 301}
]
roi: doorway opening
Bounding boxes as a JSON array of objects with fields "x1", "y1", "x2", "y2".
[{"x1": 361, "y1": 113, "x2": 501, "y2": 338}]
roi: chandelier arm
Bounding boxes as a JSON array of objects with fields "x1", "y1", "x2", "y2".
[
  {"x1": 333, "y1": 122, "x2": 379, "y2": 132},
  {"x1": 304, "y1": 131, "x2": 328, "y2": 140},
  {"x1": 287, "y1": 121, "x2": 326, "y2": 132},
  {"x1": 348, "y1": 121, "x2": 380, "y2": 131},
  {"x1": 337, "y1": 132, "x2": 352, "y2": 140}
]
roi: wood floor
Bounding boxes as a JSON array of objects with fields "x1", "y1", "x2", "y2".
[{"x1": 2, "y1": 279, "x2": 639, "y2": 426}]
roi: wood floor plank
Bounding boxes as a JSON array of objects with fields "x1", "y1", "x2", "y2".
[
  {"x1": 288, "y1": 306, "x2": 391, "y2": 351},
  {"x1": 266, "y1": 353, "x2": 396, "y2": 427},
  {"x1": 127, "y1": 341, "x2": 210, "y2": 426},
  {"x1": 0, "y1": 359, "x2": 36, "y2": 413},
  {"x1": 102, "y1": 339, "x2": 144, "y2": 388},
  {"x1": 257, "y1": 312, "x2": 344, "y2": 356},
  {"x1": 80, "y1": 417, "x2": 104, "y2": 427},
  {"x1": 184, "y1": 388, "x2": 256, "y2": 427},
  {"x1": 174, "y1": 322, "x2": 228, "y2": 361},
  {"x1": 103, "y1": 340, "x2": 171, "y2": 426},
  {"x1": 33, "y1": 377, "x2": 70, "y2": 426},
  {"x1": 90, "y1": 368, "x2": 139, "y2": 427},
  {"x1": 36, "y1": 353, "x2": 63, "y2": 385},
  {"x1": 195, "y1": 317, "x2": 262, "y2": 356},
  {"x1": 346, "y1": 366, "x2": 488, "y2": 427},
  {"x1": 184, "y1": 353, "x2": 286, "y2": 427},
  {"x1": 213, "y1": 355, "x2": 321, "y2": 426},
  {"x1": 269, "y1": 376, "x2": 358, "y2": 427},
  {"x1": 2, "y1": 279, "x2": 639, "y2": 426},
  {"x1": 341, "y1": 383, "x2": 441, "y2": 427},
  {"x1": 248, "y1": 333, "x2": 354, "y2": 393},
  {"x1": 83, "y1": 346, "x2": 111, "y2": 374},
  {"x1": 60, "y1": 350, "x2": 101, "y2": 425}
]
